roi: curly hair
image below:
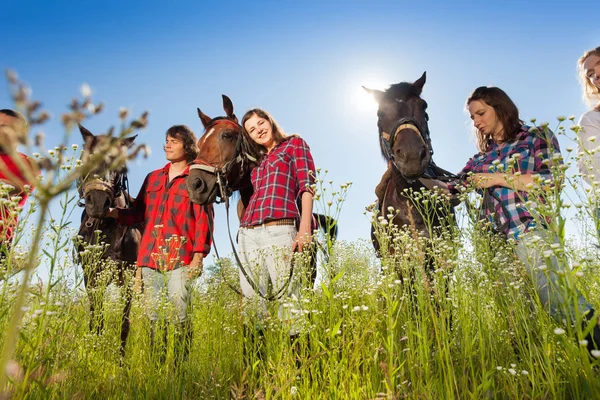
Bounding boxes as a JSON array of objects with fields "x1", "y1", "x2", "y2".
[{"x1": 165, "y1": 125, "x2": 198, "y2": 163}]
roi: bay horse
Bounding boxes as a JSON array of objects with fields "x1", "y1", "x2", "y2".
[
  {"x1": 75, "y1": 125, "x2": 141, "y2": 356},
  {"x1": 363, "y1": 72, "x2": 456, "y2": 264},
  {"x1": 185, "y1": 95, "x2": 337, "y2": 296}
]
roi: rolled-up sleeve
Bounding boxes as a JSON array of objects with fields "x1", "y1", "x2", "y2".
[
  {"x1": 532, "y1": 127, "x2": 561, "y2": 182},
  {"x1": 291, "y1": 137, "x2": 316, "y2": 196},
  {"x1": 192, "y1": 203, "x2": 213, "y2": 255}
]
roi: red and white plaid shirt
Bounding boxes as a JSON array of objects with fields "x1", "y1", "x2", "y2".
[
  {"x1": 241, "y1": 136, "x2": 315, "y2": 227},
  {"x1": 0, "y1": 153, "x2": 34, "y2": 244},
  {"x1": 118, "y1": 163, "x2": 213, "y2": 270}
]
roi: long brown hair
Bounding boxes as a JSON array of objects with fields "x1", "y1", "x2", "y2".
[
  {"x1": 467, "y1": 86, "x2": 523, "y2": 152},
  {"x1": 165, "y1": 125, "x2": 198, "y2": 163},
  {"x1": 578, "y1": 46, "x2": 600, "y2": 110},
  {"x1": 241, "y1": 108, "x2": 298, "y2": 149}
]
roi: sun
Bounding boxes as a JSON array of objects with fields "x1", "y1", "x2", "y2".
[{"x1": 351, "y1": 80, "x2": 386, "y2": 113}]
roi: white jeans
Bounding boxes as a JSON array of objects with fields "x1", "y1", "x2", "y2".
[
  {"x1": 238, "y1": 224, "x2": 303, "y2": 333},
  {"x1": 141, "y1": 266, "x2": 190, "y2": 322}
]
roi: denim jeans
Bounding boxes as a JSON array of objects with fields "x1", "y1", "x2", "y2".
[
  {"x1": 141, "y1": 266, "x2": 191, "y2": 322},
  {"x1": 238, "y1": 224, "x2": 303, "y2": 334},
  {"x1": 515, "y1": 229, "x2": 593, "y2": 323}
]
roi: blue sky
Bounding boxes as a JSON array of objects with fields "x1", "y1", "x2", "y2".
[{"x1": 2, "y1": 0, "x2": 599, "y2": 278}]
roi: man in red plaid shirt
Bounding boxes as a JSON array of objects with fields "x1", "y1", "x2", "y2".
[
  {"x1": 107, "y1": 125, "x2": 213, "y2": 364},
  {"x1": 0, "y1": 109, "x2": 36, "y2": 257}
]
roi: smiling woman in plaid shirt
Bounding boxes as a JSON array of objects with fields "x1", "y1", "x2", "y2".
[
  {"x1": 238, "y1": 108, "x2": 316, "y2": 337},
  {"x1": 106, "y1": 125, "x2": 213, "y2": 364},
  {"x1": 577, "y1": 47, "x2": 600, "y2": 236},
  {"x1": 434, "y1": 86, "x2": 600, "y2": 354}
]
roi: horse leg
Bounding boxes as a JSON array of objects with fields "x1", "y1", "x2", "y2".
[
  {"x1": 84, "y1": 269, "x2": 104, "y2": 335},
  {"x1": 119, "y1": 283, "x2": 133, "y2": 357}
]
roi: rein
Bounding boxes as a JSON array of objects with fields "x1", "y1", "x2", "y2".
[
  {"x1": 195, "y1": 118, "x2": 294, "y2": 301},
  {"x1": 380, "y1": 116, "x2": 459, "y2": 184}
]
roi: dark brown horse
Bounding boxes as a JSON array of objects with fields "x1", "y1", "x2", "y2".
[
  {"x1": 75, "y1": 125, "x2": 141, "y2": 355},
  {"x1": 186, "y1": 95, "x2": 337, "y2": 290},
  {"x1": 364, "y1": 72, "x2": 456, "y2": 259}
]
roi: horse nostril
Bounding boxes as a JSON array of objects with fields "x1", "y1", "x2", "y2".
[
  {"x1": 194, "y1": 178, "x2": 205, "y2": 192},
  {"x1": 104, "y1": 197, "x2": 111, "y2": 210},
  {"x1": 420, "y1": 147, "x2": 427, "y2": 161}
]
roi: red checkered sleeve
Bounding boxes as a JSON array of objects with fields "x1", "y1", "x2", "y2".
[
  {"x1": 192, "y1": 202, "x2": 213, "y2": 255},
  {"x1": 240, "y1": 137, "x2": 316, "y2": 227},
  {"x1": 292, "y1": 137, "x2": 316, "y2": 196}
]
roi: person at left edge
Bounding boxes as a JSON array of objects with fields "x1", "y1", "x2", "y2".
[
  {"x1": 106, "y1": 125, "x2": 213, "y2": 364},
  {"x1": 0, "y1": 109, "x2": 36, "y2": 257}
]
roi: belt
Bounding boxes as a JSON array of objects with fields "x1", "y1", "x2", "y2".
[{"x1": 245, "y1": 218, "x2": 296, "y2": 229}]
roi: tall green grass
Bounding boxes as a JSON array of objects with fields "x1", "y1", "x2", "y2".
[{"x1": 1, "y1": 75, "x2": 600, "y2": 399}]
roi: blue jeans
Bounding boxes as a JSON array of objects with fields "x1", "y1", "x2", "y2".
[
  {"x1": 515, "y1": 229, "x2": 593, "y2": 323},
  {"x1": 141, "y1": 266, "x2": 191, "y2": 322}
]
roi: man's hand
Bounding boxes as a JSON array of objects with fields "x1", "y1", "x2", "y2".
[{"x1": 187, "y1": 253, "x2": 204, "y2": 279}]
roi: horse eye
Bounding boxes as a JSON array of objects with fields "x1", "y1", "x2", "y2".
[
  {"x1": 425, "y1": 112, "x2": 430, "y2": 121},
  {"x1": 221, "y1": 132, "x2": 234, "y2": 140}
]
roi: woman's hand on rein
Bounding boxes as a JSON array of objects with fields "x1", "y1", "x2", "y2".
[{"x1": 292, "y1": 224, "x2": 312, "y2": 252}]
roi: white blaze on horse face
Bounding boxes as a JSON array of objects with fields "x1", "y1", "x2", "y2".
[{"x1": 468, "y1": 100, "x2": 504, "y2": 141}]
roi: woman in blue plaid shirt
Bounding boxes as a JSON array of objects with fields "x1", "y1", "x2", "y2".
[{"x1": 438, "y1": 86, "x2": 600, "y2": 354}]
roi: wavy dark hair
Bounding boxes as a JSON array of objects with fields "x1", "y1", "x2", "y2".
[
  {"x1": 165, "y1": 125, "x2": 198, "y2": 163},
  {"x1": 467, "y1": 86, "x2": 523, "y2": 153}
]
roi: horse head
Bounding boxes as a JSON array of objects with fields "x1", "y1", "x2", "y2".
[
  {"x1": 364, "y1": 72, "x2": 432, "y2": 182},
  {"x1": 78, "y1": 125, "x2": 136, "y2": 218},
  {"x1": 186, "y1": 95, "x2": 261, "y2": 205}
]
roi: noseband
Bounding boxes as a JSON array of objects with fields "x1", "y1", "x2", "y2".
[
  {"x1": 78, "y1": 170, "x2": 129, "y2": 209},
  {"x1": 380, "y1": 117, "x2": 433, "y2": 163},
  {"x1": 190, "y1": 118, "x2": 257, "y2": 203}
]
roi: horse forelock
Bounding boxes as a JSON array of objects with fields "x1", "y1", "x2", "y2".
[{"x1": 385, "y1": 82, "x2": 421, "y2": 101}]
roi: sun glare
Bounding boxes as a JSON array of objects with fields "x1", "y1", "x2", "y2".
[{"x1": 352, "y1": 80, "x2": 386, "y2": 112}]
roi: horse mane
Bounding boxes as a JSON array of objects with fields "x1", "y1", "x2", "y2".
[{"x1": 385, "y1": 82, "x2": 420, "y2": 100}]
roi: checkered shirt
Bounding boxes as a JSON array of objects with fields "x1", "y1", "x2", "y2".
[
  {"x1": 240, "y1": 137, "x2": 315, "y2": 227},
  {"x1": 118, "y1": 163, "x2": 213, "y2": 270},
  {"x1": 0, "y1": 153, "x2": 34, "y2": 244},
  {"x1": 448, "y1": 125, "x2": 561, "y2": 240}
]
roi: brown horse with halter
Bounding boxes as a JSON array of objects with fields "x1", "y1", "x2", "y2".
[
  {"x1": 364, "y1": 72, "x2": 457, "y2": 265},
  {"x1": 185, "y1": 95, "x2": 337, "y2": 298},
  {"x1": 75, "y1": 125, "x2": 141, "y2": 356}
]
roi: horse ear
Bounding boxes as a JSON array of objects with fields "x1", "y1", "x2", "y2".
[
  {"x1": 197, "y1": 108, "x2": 212, "y2": 129},
  {"x1": 122, "y1": 135, "x2": 137, "y2": 148},
  {"x1": 222, "y1": 94, "x2": 235, "y2": 119},
  {"x1": 413, "y1": 71, "x2": 426, "y2": 94},
  {"x1": 363, "y1": 87, "x2": 385, "y2": 104},
  {"x1": 79, "y1": 124, "x2": 95, "y2": 144}
]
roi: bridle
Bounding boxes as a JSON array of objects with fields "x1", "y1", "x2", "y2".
[
  {"x1": 379, "y1": 116, "x2": 433, "y2": 164},
  {"x1": 191, "y1": 118, "x2": 295, "y2": 301},
  {"x1": 77, "y1": 167, "x2": 131, "y2": 226},
  {"x1": 189, "y1": 118, "x2": 257, "y2": 204},
  {"x1": 379, "y1": 111, "x2": 457, "y2": 183}
]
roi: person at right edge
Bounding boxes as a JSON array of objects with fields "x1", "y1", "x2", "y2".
[{"x1": 430, "y1": 86, "x2": 600, "y2": 356}]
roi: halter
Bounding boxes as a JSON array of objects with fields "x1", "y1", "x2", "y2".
[
  {"x1": 192, "y1": 117, "x2": 296, "y2": 301},
  {"x1": 380, "y1": 117, "x2": 433, "y2": 163},
  {"x1": 189, "y1": 118, "x2": 257, "y2": 203},
  {"x1": 77, "y1": 168, "x2": 130, "y2": 209},
  {"x1": 379, "y1": 116, "x2": 458, "y2": 183}
]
